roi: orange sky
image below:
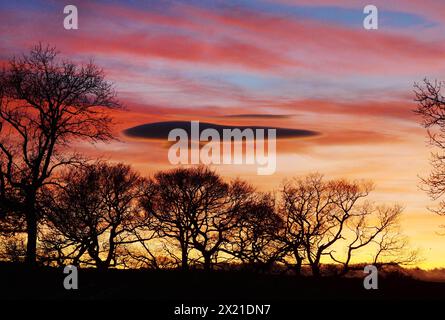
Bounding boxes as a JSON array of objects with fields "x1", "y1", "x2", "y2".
[{"x1": 2, "y1": 0, "x2": 445, "y2": 268}]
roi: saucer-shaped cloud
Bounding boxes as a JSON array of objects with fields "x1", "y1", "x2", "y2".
[{"x1": 123, "y1": 121, "x2": 319, "y2": 140}]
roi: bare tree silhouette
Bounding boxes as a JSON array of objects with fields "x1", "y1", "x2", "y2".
[
  {"x1": 0, "y1": 44, "x2": 121, "y2": 265},
  {"x1": 329, "y1": 203, "x2": 418, "y2": 275},
  {"x1": 415, "y1": 79, "x2": 445, "y2": 216},
  {"x1": 223, "y1": 193, "x2": 285, "y2": 272},
  {"x1": 281, "y1": 174, "x2": 370, "y2": 276},
  {"x1": 139, "y1": 167, "x2": 197, "y2": 271},
  {"x1": 279, "y1": 174, "x2": 417, "y2": 276},
  {"x1": 140, "y1": 166, "x2": 256, "y2": 271},
  {"x1": 41, "y1": 163, "x2": 143, "y2": 269},
  {"x1": 188, "y1": 178, "x2": 255, "y2": 271}
]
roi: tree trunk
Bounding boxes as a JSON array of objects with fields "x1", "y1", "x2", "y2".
[
  {"x1": 340, "y1": 251, "x2": 352, "y2": 276},
  {"x1": 181, "y1": 246, "x2": 189, "y2": 271},
  {"x1": 340, "y1": 265, "x2": 349, "y2": 277},
  {"x1": 25, "y1": 195, "x2": 38, "y2": 266},
  {"x1": 96, "y1": 260, "x2": 108, "y2": 271},
  {"x1": 87, "y1": 238, "x2": 110, "y2": 270},
  {"x1": 105, "y1": 229, "x2": 116, "y2": 268},
  {"x1": 311, "y1": 263, "x2": 321, "y2": 277},
  {"x1": 293, "y1": 248, "x2": 303, "y2": 276},
  {"x1": 203, "y1": 253, "x2": 212, "y2": 271}
]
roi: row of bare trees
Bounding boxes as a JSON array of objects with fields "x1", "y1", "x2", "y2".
[
  {"x1": 0, "y1": 44, "x2": 418, "y2": 275},
  {"x1": 2, "y1": 163, "x2": 416, "y2": 276}
]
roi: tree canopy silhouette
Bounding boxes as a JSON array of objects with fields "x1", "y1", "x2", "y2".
[
  {"x1": 41, "y1": 163, "x2": 143, "y2": 269},
  {"x1": 223, "y1": 193, "x2": 285, "y2": 272},
  {"x1": 139, "y1": 166, "x2": 258, "y2": 271},
  {"x1": 278, "y1": 174, "x2": 416, "y2": 276},
  {"x1": 0, "y1": 44, "x2": 121, "y2": 265},
  {"x1": 415, "y1": 79, "x2": 445, "y2": 216}
]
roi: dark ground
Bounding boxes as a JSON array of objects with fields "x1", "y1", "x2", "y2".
[
  {"x1": 1, "y1": 262, "x2": 445, "y2": 302},
  {"x1": 1, "y1": 263, "x2": 444, "y2": 318}
]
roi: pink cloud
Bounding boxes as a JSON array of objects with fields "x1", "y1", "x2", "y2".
[
  {"x1": 3, "y1": 3, "x2": 445, "y2": 76},
  {"x1": 276, "y1": 0, "x2": 445, "y2": 24}
]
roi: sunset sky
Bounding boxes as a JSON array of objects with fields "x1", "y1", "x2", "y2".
[{"x1": 1, "y1": 0, "x2": 445, "y2": 268}]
